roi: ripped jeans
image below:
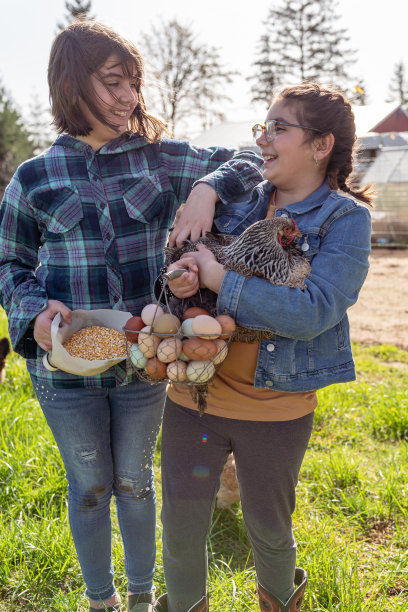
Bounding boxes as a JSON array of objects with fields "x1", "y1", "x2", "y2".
[{"x1": 32, "y1": 380, "x2": 165, "y2": 601}]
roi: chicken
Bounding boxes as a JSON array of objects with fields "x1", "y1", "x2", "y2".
[
  {"x1": 0, "y1": 337, "x2": 10, "y2": 385},
  {"x1": 164, "y1": 216, "x2": 311, "y2": 343}
]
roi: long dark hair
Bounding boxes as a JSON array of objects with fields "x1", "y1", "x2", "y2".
[
  {"x1": 274, "y1": 82, "x2": 374, "y2": 206},
  {"x1": 48, "y1": 20, "x2": 167, "y2": 142}
]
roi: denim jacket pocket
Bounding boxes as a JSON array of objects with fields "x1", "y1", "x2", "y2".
[
  {"x1": 31, "y1": 187, "x2": 83, "y2": 234},
  {"x1": 298, "y1": 228, "x2": 321, "y2": 258},
  {"x1": 120, "y1": 175, "x2": 163, "y2": 224}
]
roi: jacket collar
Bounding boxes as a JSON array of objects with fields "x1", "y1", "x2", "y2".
[{"x1": 258, "y1": 180, "x2": 332, "y2": 213}]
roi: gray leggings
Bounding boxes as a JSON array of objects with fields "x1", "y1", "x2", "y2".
[{"x1": 161, "y1": 398, "x2": 314, "y2": 610}]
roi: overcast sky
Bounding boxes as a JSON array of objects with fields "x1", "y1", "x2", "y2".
[{"x1": 1, "y1": 0, "x2": 407, "y2": 134}]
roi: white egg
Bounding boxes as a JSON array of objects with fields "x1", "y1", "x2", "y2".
[
  {"x1": 130, "y1": 344, "x2": 148, "y2": 368},
  {"x1": 212, "y1": 338, "x2": 229, "y2": 365},
  {"x1": 186, "y1": 360, "x2": 216, "y2": 383},
  {"x1": 141, "y1": 303, "x2": 164, "y2": 326}
]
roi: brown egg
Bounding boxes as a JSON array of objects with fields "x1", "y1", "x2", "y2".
[
  {"x1": 192, "y1": 315, "x2": 222, "y2": 339},
  {"x1": 183, "y1": 307, "x2": 210, "y2": 320},
  {"x1": 167, "y1": 360, "x2": 188, "y2": 382},
  {"x1": 145, "y1": 357, "x2": 167, "y2": 379},
  {"x1": 152, "y1": 313, "x2": 181, "y2": 337},
  {"x1": 124, "y1": 315, "x2": 144, "y2": 342},
  {"x1": 138, "y1": 326, "x2": 160, "y2": 358},
  {"x1": 182, "y1": 337, "x2": 218, "y2": 361},
  {"x1": 215, "y1": 314, "x2": 236, "y2": 338},
  {"x1": 157, "y1": 337, "x2": 183, "y2": 363}
]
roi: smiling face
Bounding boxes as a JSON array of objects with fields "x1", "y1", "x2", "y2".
[
  {"x1": 77, "y1": 53, "x2": 139, "y2": 149},
  {"x1": 256, "y1": 99, "x2": 319, "y2": 191}
]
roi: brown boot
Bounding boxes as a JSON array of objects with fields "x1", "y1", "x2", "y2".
[
  {"x1": 154, "y1": 593, "x2": 208, "y2": 612},
  {"x1": 257, "y1": 568, "x2": 308, "y2": 612}
]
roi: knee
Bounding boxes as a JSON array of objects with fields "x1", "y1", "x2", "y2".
[
  {"x1": 113, "y1": 470, "x2": 154, "y2": 501},
  {"x1": 68, "y1": 481, "x2": 112, "y2": 510}
]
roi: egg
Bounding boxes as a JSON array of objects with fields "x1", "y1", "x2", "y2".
[
  {"x1": 129, "y1": 343, "x2": 148, "y2": 368},
  {"x1": 181, "y1": 318, "x2": 195, "y2": 337},
  {"x1": 215, "y1": 314, "x2": 236, "y2": 338},
  {"x1": 212, "y1": 338, "x2": 229, "y2": 365},
  {"x1": 179, "y1": 350, "x2": 190, "y2": 362},
  {"x1": 157, "y1": 337, "x2": 183, "y2": 363},
  {"x1": 182, "y1": 337, "x2": 218, "y2": 361},
  {"x1": 186, "y1": 360, "x2": 216, "y2": 383},
  {"x1": 192, "y1": 315, "x2": 222, "y2": 339},
  {"x1": 141, "y1": 303, "x2": 164, "y2": 326},
  {"x1": 167, "y1": 360, "x2": 188, "y2": 382},
  {"x1": 183, "y1": 306, "x2": 210, "y2": 320},
  {"x1": 145, "y1": 357, "x2": 167, "y2": 379},
  {"x1": 152, "y1": 313, "x2": 181, "y2": 337},
  {"x1": 138, "y1": 326, "x2": 160, "y2": 358},
  {"x1": 124, "y1": 315, "x2": 145, "y2": 342}
]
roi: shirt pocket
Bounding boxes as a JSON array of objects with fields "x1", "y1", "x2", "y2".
[
  {"x1": 31, "y1": 187, "x2": 84, "y2": 235},
  {"x1": 120, "y1": 175, "x2": 163, "y2": 224}
]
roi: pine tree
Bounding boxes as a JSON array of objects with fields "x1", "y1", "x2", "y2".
[
  {"x1": 249, "y1": 34, "x2": 281, "y2": 109},
  {"x1": 57, "y1": 0, "x2": 95, "y2": 31},
  {"x1": 0, "y1": 82, "x2": 34, "y2": 191},
  {"x1": 386, "y1": 61, "x2": 408, "y2": 107},
  {"x1": 250, "y1": 0, "x2": 357, "y2": 107},
  {"x1": 27, "y1": 92, "x2": 55, "y2": 155},
  {"x1": 140, "y1": 19, "x2": 236, "y2": 137}
]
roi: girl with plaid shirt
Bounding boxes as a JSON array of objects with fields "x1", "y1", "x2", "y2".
[{"x1": 0, "y1": 21, "x2": 262, "y2": 612}]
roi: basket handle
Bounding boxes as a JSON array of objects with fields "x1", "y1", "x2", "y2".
[{"x1": 161, "y1": 268, "x2": 189, "y2": 282}]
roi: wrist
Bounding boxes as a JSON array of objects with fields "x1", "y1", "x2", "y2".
[{"x1": 202, "y1": 261, "x2": 225, "y2": 293}]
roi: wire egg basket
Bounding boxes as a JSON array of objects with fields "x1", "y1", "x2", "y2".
[{"x1": 123, "y1": 269, "x2": 234, "y2": 411}]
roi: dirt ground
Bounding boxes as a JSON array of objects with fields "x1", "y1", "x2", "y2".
[{"x1": 348, "y1": 248, "x2": 408, "y2": 351}]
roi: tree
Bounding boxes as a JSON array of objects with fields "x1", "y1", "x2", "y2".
[
  {"x1": 140, "y1": 19, "x2": 236, "y2": 137},
  {"x1": 0, "y1": 81, "x2": 34, "y2": 190},
  {"x1": 349, "y1": 82, "x2": 368, "y2": 106},
  {"x1": 27, "y1": 92, "x2": 55, "y2": 155},
  {"x1": 386, "y1": 61, "x2": 408, "y2": 107},
  {"x1": 249, "y1": 0, "x2": 357, "y2": 107},
  {"x1": 57, "y1": 0, "x2": 95, "y2": 30}
]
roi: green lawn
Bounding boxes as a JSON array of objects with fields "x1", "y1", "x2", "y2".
[{"x1": 1, "y1": 308, "x2": 408, "y2": 611}]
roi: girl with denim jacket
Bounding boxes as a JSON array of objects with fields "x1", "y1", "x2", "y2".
[
  {"x1": 0, "y1": 22, "x2": 263, "y2": 612},
  {"x1": 157, "y1": 83, "x2": 373, "y2": 612}
]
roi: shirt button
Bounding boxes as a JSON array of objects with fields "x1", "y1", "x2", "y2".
[
  {"x1": 113, "y1": 296, "x2": 119, "y2": 303},
  {"x1": 265, "y1": 380, "x2": 273, "y2": 387},
  {"x1": 280, "y1": 212, "x2": 289, "y2": 218},
  {"x1": 106, "y1": 233, "x2": 112, "y2": 240},
  {"x1": 92, "y1": 175, "x2": 99, "y2": 181},
  {"x1": 267, "y1": 343, "x2": 275, "y2": 352}
]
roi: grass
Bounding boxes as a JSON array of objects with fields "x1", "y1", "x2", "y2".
[{"x1": 1, "y1": 308, "x2": 408, "y2": 610}]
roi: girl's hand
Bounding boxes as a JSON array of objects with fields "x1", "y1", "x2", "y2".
[
  {"x1": 34, "y1": 300, "x2": 72, "y2": 351},
  {"x1": 181, "y1": 244, "x2": 225, "y2": 293},
  {"x1": 168, "y1": 183, "x2": 218, "y2": 247},
  {"x1": 167, "y1": 259, "x2": 200, "y2": 299}
]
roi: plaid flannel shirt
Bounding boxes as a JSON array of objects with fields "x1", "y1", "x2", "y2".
[{"x1": 0, "y1": 133, "x2": 263, "y2": 388}]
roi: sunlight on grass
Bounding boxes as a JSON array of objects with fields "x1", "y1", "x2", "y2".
[{"x1": 1, "y1": 307, "x2": 407, "y2": 611}]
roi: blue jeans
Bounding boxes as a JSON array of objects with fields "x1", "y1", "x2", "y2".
[
  {"x1": 161, "y1": 398, "x2": 314, "y2": 610},
  {"x1": 32, "y1": 379, "x2": 165, "y2": 601}
]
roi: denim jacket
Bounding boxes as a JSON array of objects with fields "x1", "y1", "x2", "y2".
[{"x1": 210, "y1": 179, "x2": 371, "y2": 392}]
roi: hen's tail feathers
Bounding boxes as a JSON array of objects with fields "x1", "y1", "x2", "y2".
[{"x1": 189, "y1": 383, "x2": 209, "y2": 416}]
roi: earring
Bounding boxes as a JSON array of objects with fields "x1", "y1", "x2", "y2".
[{"x1": 314, "y1": 158, "x2": 319, "y2": 167}]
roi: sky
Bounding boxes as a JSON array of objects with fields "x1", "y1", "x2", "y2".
[{"x1": 1, "y1": 0, "x2": 407, "y2": 136}]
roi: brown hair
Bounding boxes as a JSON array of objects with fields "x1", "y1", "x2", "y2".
[
  {"x1": 48, "y1": 20, "x2": 167, "y2": 142},
  {"x1": 273, "y1": 82, "x2": 374, "y2": 206}
]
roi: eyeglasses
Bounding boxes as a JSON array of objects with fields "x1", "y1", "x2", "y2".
[{"x1": 252, "y1": 119, "x2": 323, "y2": 142}]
